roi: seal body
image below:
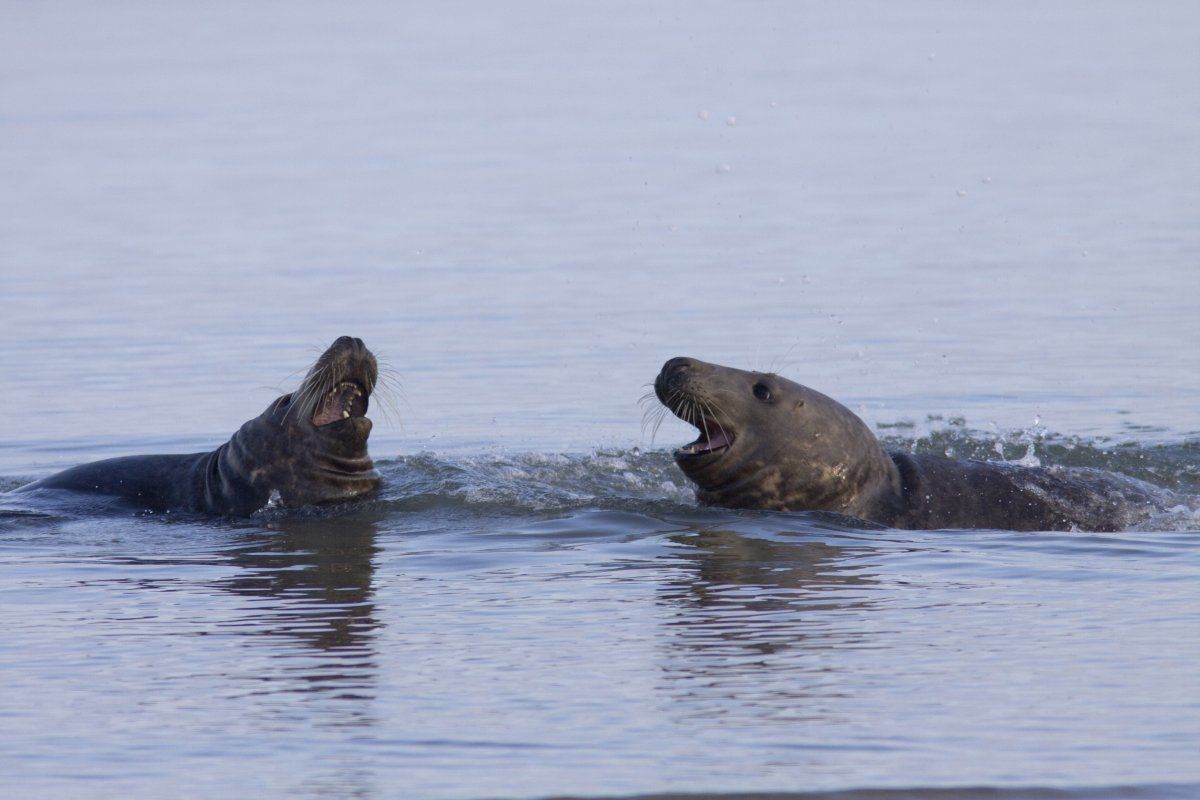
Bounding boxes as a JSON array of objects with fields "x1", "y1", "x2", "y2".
[
  {"x1": 887, "y1": 452, "x2": 1160, "y2": 531},
  {"x1": 18, "y1": 336, "x2": 381, "y2": 516},
  {"x1": 655, "y1": 357, "x2": 1164, "y2": 532}
]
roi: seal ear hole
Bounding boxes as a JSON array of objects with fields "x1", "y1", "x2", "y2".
[{"x1": 753, "y1": 383, "x2": 772, "y2": 402}]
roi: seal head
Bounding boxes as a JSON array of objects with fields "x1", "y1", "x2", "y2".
[
  {"x1": 654, "y1": 357, "x2": 903, "y2": 520},
  {"x1": 18, "y1": 335, "x2": 383, "y2": 516},
  {"x1": 234, "y1": 335, "x2": 382, "y2": 509}
]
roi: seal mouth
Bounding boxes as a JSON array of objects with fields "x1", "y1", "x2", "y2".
[
  {"x1": 288, "y1": 336, "x2": 379, "y2": 431},
  {"x1": 675, "y1": 414, "x2": 735, "y2": 460},
  {"x1": 312, "y1": 381, "x2": 370, "y2": 427}
]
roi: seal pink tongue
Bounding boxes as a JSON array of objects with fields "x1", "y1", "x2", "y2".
[
  {"x1": 312, "y1": 398, "x2": 346, "y2": 427},
  {"x1": 704, "y1": 428, "x2": 732, "y2": 450}
]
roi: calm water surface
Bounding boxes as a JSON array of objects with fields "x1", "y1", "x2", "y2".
[{"x1": 1, "y1": 2, "x2": 1198, "y2": 799}]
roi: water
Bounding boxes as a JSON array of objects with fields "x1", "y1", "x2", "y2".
[{"x1": 1, "y1": 2, "x2": 1198, "y2": 798}]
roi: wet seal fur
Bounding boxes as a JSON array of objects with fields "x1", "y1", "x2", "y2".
[
  {"x1": 16, "y1": 336, "x2": 381, "y2": 516},
  {"x1": 655, "y1": 357, "x2": 1168, "y2": 532}
]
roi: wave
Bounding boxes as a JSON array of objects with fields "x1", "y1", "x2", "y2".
[
  {"x1": 367, "y1": 427, "x2": 1200, "y2": 527},
  {"x1": 4, "y1": 426, "x2": 1198, "y2": 530},
  {"x1": 376, "y1": 448, "x2": 697, "y2": 513},
  {"x1": 877, "y1": 427, "x2": 1200, "y2": 494}
]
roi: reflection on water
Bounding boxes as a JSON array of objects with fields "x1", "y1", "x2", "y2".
[
  {"x1": 220, "y1": 518, "x2": 380, "y2": 800},
  {"x1": 658, "y1": 527, "x2": 880, "y2": 724},
  {"x1": 221, "y1": 516, "x2": 380, "y2": 654},
  {"x1": 664, "y1": 528, "x2": 877, "y2": 605},
  {"x1": 0, "y1": 499, "x2": 1197, "y2": 798}
]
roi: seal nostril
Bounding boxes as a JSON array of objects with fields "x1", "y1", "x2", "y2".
[{"x1": 664, "y1": 357, "x2": 695, "y2": 376}]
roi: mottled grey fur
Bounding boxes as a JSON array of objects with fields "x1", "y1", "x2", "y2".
[
  {"x1": 17, "y1": 337, "x2": 380, "y2": 516},
  {"x1": 655, "y1": 357, "x2": 1166, "y2": 531}
]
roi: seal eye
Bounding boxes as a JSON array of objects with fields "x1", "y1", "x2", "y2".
[{"x1": 753, "y1": 383, "x2": 772, "y2": 402}]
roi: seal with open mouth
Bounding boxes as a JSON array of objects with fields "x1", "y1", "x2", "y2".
[
  {"x1": 17, "y1": 336, "x2": 382, "y2": 516},
  {"x1": 654, "y1": 357, "x2": 1166, "y2": 531}
]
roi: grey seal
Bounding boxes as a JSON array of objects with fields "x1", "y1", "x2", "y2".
[
  {"x1": 654, "y1": 357, "x2": 1166, "y2": 531},
  {"x1": 16, "y1": 336, "x2": 381, "y2": 516}
]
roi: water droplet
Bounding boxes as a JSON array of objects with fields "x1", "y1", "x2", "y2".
[
  {"x1": 725, "y1": 116, "x2": 737, "y2": 126},
  {"x1": 956, "y1": 189, "x2": 967, "y2": 198},
  {"x1": 697, "y1": 110, "x2": 710, "y2": 121},
  {"x1": 715, "y1": 163, "x2": 732, "y2": 174}
]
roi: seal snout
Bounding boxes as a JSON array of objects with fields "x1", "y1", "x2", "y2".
[
  {"x1": 655, "y1": 357, "x2": 735, "y2": 462},
  {"x1": 654, "y1": 356, "x2": 698, "y2": 403},
  {"x1": 662, "y1": 356, "x2": 696, "y2": 374}
]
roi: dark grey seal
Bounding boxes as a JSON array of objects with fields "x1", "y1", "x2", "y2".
[
  {"x1": 655, "y1": 357, "x2": 1168, "y2": 531},
  {"x1": 16, "y1": 336, "x2": 381, "y2": 516}
]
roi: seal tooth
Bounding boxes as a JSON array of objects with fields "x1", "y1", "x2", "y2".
[{"x1": 342, "y1": 410, "x2": 350, "y2": 419}]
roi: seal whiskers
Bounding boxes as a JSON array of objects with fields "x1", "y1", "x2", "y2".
[
  {"x1": 370, "y1": 368, "x2": 406, "y2": 430},
  {"x1": 638, "y1": 388, "x2": 671, "y2": 445}
]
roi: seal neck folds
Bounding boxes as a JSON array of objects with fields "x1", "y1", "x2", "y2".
[{"x1": 655, "y1": 356, "x2": 903, "y2": 519}]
